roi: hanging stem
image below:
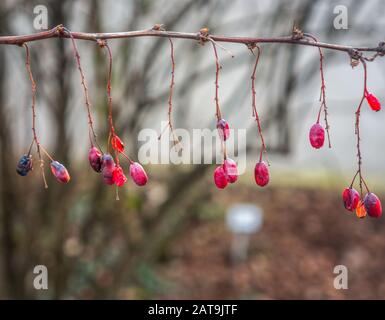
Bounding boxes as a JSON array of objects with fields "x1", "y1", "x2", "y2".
[
  {"x1": 121, "y1": 151, "x2": 134, "y2": 164},
  {"x1": 100, "y1": 41, "x2": 121, "y2": 200},
  {"x1": 167, "y1": 37, "x2": 177, "y2": 145},
  {"x1": 158, "y1": 37, "x2": 179, "y2": 147},
  {"x1": 103, "y1": 42, "x2": 115, "y2": 136},
  {"x1": 63, "y1": 27, "x2": 101, "y2": 150},
  {"x1": 101, "y1": 41, "x2": 122, "y2": 170},
  {"x1": 354, "y1": 58, "x2": 369, "y2": 196},
  {"x1": 23, "y1": 43, "x2": 48, "y2": 188},
  {"x1": 305, "y1": 33, "x2": 331, "y2": 148},
  {"x1": 250, "y1": 45, "x2": 268, "y2": 163},
  {"x1": 24, "y1": 44, "x2": 38, "y2": 147},
  {"x1": 222, "y1": 139, "x2": 228, "y2": 160},
  {"x1": 39, "y1": 144, "x2": 54, "y2": 162},
  {"x1": 349, "y1": 170, "x2": 359, "y2": 188},
  {"x1": 27, "y1": 137, "x2": 34, "y2": 155},
  {"x1": 211, "y1": 40, "x2": 222, "y2": 121}
]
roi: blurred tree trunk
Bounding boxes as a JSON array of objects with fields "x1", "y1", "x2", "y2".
[{"x1": 0, "y1": 5, "x2": 24, "y2": 298}]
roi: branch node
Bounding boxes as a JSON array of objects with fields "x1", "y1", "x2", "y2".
[
  {"x1": 152, "y1": 24, "x2": 165, "y2": 31},
  {"x1": 198, "y1": 27, "x2": 210, "y2": 45},
  {"x1": 348, "y1": 48, "x2": 362, "y2": 68},
  {"x1": 377, "y1": 41, "x2": 385, "y2": 56},
  {"x1": 56, "y1": 24, "x2": 65, "y2": 36},
  {"x1": 291, "y1": 24, "x2": 304, "y2": 40},
  {"x1": 97, "y1": 39, "x2": 107, "y2": 48},
  {"x1": 246, "y1": 42, "x2": 257, "y2": 53}
]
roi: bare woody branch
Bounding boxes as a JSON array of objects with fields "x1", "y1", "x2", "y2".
[{"x1": 0, "y1": 24, "x2": 384, "y2": 59}]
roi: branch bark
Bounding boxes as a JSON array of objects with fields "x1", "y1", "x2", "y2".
[{"x1": 0, "y1": 25, "x2": 384, "y2": 57}]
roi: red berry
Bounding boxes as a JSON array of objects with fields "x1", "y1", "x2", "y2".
[
  {"x1": 356, "y1": 200, "x2": 367, "y2": 219},
  {"x1": 50, "y1": 161, "x2": 70, "y2": 183},
  {"x1": 254, "y1": 161, "x2": 269, "y2": 187},
  {"x1": 112, "y1": 165, "x2": 127, "y2": 187},
  {"x1": 223, "y1": 158, "x2": 238, "y2": 183},
  {"x1": 129, "y1": 162, "x2": 148, "y2": 186},
  {"x1": 216, "y1": 119, "x2": 230, "y2": 141},
  {"x1": 88, "y1": 147, "x2": 102, "y2": 172},
  {"x1": 342, "y1": 187, "x2": 360, "y2": 211},
  {"x1": 309, "y1": 123, "x2": 325, "y2": 149},
  {"x1": 365, "y1": 92, "x2": 381, "y2": 112},
  {"x1": 214, "y1": 165, "x2": 228, "y2": 189},
  {"x1": 111, "y1": 134, "x2": 124, "y2": 153},
  {"x1": 363, "y1": 192, "x2": 382, "y2": 218},
  {"x1": 101, "y1": 154, "x2": 116, "y2": 185}
]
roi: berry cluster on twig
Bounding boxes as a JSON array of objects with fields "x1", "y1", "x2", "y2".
[{"x1": 11, "y1": 24, "x2": 383, "y2": 216}]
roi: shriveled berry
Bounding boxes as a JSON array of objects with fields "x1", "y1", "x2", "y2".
[
  {"x1": 101, "y1": 154, "x2": 116, "y2": 185},
  {"x1": 50, "y1": 161, "x2": 70, "y2": 183},
  {"x1": 309, "y1": 123, "x2": 325, "y2": 149},
  {"x1": 214, "y1": 165, "x2": 228, "y2": 189},
  {"x1": 356, "y1": 200, "x2": 367, "y2": 219},
  {"x1": 111, "y1": 134, "x2": 124, "y2": 153},
  {"x1": 363, "y1": 192, "x2": 382, "y2": 218},
  {"x1": 365, "y1": 92, "x2": 381, "y2": 112},
  {"x1": 16, "y1": 154, "x2": 33, "y2": 176},
  {"x1": 112, "y1": 165, "x2": 127, "y2": 187},
  {"x1": 342, "y1": 187, "x2": 360, "y2": 211},
  {"x1": 88, "y1": 147, "x2": 102, "y2": 172},
  {"x1": 129, "y1": 162, "x2": 148, "y2": 186},
  {"x1": 223, "y1": 158, "x2": 238, "y2": 183},
  {"x1": 254, "y1": 161, "x2": 269, "y2": 187},
  {"x1": 216, "y1": 119, "x2": 230, "y2": 141}
]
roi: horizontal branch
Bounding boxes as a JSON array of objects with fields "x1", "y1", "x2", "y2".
[{"x1": 0, "y1": 24, "x2": 384, "y2": 58}]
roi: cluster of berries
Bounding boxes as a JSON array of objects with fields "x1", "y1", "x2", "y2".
[
  {"x1": 16, "y1": 33, "x2": 147, "y2": 194},
  {"x1": 16, "y1": 43, "x2": 71, "y2": 186},
  {"x1": 16, "y1": 151, "x2": 70, "y2": 184},
  {"x1": 309, "y1": 89, "x2": 382, "y2": 218},
  {"x1": 17, "y1": 138, "x2": 147, "y2": 189},
  {"x1": 309, "y1": 91, "x2": 382, "y2": 150},
  {"x1": 342, "y1": 188, "x2": 382, "y2": 218},
  {"x1": 213, "y1": 119, "x2": 269, "y2": 189},
  {"x1": 88, "y1": 136, "x2": 147, "y2": 188},
  {"x1": 213, "y1": 119, "x2": 237, "y2": 189},
  {"x1": 14, "y1": 31, "x2": 382, "y2": 214}
]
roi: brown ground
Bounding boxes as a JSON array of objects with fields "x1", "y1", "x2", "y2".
[{"x1": 155, "y1": 185, "x2": 385, "y2": 299}]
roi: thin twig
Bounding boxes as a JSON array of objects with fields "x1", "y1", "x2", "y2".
[
  {"x1": 167, "y1": 37, "x2": 177, "y2": 143},
  {"x1": 305, "y1": 33, "x2": 331, "y2": 148},
  {"x1": 39, "y1": 144, "x2": 54, "y2": 162},
  {"x1": 121, "y1": 151, "x2": 134, "y2": 164},
  {"x1": 101, "y1": 42, "x2": 122, "y2": 173},
  {"x1": 250, "y1": 45, "x2": 268, "y2": 163},
  {"x1": 23, "y1": 43, "x2": 48, "y2": 188},
  {"x1": 103, "y1": 42, "x2": 115, "y2": 136},
  {"x1": 63, "y1": 27, "x2": 101, "y2": 151},
  {"x1": 211, "y1": 40, "x2": 222, "y2": 121},
  {"x1": 207, "y1": 37, "x2": 234, "y2": 59},
  {"x1": 158, "y1": 37, "x2": 180, "y2": 148},
  {"x1": 354, "y1": 58, "x2": 369, "y2": 196},
  {"x1": 1, "y1": 25, "x2": 384, "y2": 57}
]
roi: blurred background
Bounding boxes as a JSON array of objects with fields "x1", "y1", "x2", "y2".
[{"x1": 0, "y1": 0, "x2": 385, "y2": 299}]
